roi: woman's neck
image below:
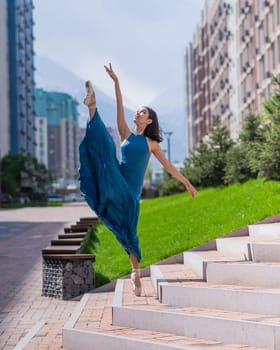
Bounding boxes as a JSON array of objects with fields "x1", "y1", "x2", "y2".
[{"x1": 134, "y1": 126, "x2": 145, "y2": 135}]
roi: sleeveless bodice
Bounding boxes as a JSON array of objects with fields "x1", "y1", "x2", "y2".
[{"x1": 120, "y1": 133, "x2": 150, "y2": 199}]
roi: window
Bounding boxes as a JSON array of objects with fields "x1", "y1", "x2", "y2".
[
  {"x1": 272, "y1": 43, "x2": 276, "y2": 69},
  {"x1": 260, "y1": 55, "x2": 265, "y2": 80},
  {"x1": 270, "y1": 6, "x2": 275, "y2": 32},
  {"x1": 277, "y1": 0, "x2": 280, "y2": 25},
  {"x1": 278, "y1": 35, "x2": 280, "y2": 63}
]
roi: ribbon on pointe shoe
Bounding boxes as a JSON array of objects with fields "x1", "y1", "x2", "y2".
[{"x1": 131, "y1": 268, "x2": 141, "y2": 297}]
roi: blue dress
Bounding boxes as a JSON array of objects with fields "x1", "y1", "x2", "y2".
[{"x1": 79, "y1": 109, "x2": 150, "y2": 262}]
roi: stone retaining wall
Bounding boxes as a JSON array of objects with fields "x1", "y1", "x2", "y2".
[{"x1": 42, "y1": 257, "x2": 95, "y2": 300}]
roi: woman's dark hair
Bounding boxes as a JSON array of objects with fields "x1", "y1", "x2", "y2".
[{"x1": 143, "y1": 106, "x2": 163, "y2": 143}]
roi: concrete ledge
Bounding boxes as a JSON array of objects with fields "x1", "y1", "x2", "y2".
[
  {"x1": 206, "y1": 261, "x2": 280, "y2": 288},
  {"x1": 249, "y1": 223, "x2": 280, "y2": 238},
  {"x1": 251, "y1": 241, "x2": 280, "y2": 262},
  {"x1": 216, "y1": 237, "x2": 252, "y2": 260},
  {"x1": 111, "y1": 306, "x2": 280, "y2": 349},
  {"x1": 63, "y1": 327, "x2": 192, "y2": 350},
  {"x1": 112, "y1": 279, "x2": 123, "y2": 307},
  {"x1": 183, "y1": 251, "x2": 238, "y2": 279},
  {"x1": 64, "y1": 294, "x2": 90, "y2": 330},
  {"x1": 14, "y1": 321, "x2": 45, "y2": 350},
  {"x1": 150, "y1": 265, "x2": 168, "y2": 299},
  {"x1": 161, "y1": 283, "x2": 280, "y2": 316}
]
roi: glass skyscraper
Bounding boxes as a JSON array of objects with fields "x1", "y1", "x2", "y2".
[{"x1": 0, "y1": 0, "x2": 36, "y2": 157}]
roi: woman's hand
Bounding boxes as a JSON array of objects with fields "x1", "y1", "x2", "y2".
[
  {"x1": 185, "y1": 182, "x2": 198, "y2": 198},
  {"x1": 104, "y1": 63, "x2": 118, "y2": 83},
  {"x1": 150, "y1": 141, "x2": 198, "y2": 198}
]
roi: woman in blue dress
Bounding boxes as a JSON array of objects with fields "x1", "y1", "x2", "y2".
[{"x1": 79, "y1": 64, "x2": 197, "y2": 296}]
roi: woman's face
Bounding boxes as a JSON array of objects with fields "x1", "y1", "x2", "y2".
[{"x1": 133, "y1": 107, "x2": 152, "y2": 129}]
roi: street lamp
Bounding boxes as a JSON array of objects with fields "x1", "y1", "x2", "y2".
[{"x1": 164, "y1": 131, "x2": 173, "y2": 162}]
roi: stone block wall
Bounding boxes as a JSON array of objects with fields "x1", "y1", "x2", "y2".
[{"x1": 42, "y1": 257, "x2": 95, "y2": 300}]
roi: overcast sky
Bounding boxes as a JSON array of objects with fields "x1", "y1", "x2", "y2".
[{"x1": 33, "y1": 0, "x2": 204, "y2": 109}]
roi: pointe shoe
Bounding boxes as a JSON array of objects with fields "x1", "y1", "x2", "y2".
[
  {"x1": 83, "y1": 80, "x2": 96, "y2": 107},
  {"x1": 131, "y1": 269, "x2": 141, "y2": 296}
]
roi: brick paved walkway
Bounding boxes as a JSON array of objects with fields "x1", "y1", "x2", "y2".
[{"x1": 0, "y1": 203, "x2": 94, "y2": 350}]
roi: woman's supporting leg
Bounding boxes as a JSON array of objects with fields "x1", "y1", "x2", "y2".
[
  {"x1": 130, "y1": 254, "x2": 141, "y2": 296},
  {"x1": 84, "y1": 80, "x2": 96, "y2": 119}
]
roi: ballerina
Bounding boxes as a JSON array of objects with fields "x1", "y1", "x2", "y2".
[{"x1": 79, "y1": 64, "x2": 197, "y2": 296}]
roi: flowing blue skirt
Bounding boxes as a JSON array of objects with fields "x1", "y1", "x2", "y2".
[{"x1": 79, "y1": 109, "x2": 141, "y2": 261}]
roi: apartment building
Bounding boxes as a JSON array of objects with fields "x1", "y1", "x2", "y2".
[
  {"x1": 209, "y1": 0, "x2": 237, "y2": 136},
  {"x1": 239, "y1": 0, "x2": 280, "y2": 119},
  {"x1": 0, "y1": 1, "x2": 10, "y2": 157},
  {"x1": 0, "y1": 0, "x2": 36, "y2": 157},
  {"x1": 186, "y1": 0, "x2": 280, "y2": 156},
  {"x1": 35, "y1": 88, "x2": 80, "y2": 182}
]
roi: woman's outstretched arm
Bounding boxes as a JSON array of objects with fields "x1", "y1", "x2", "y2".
[
  {"x1": 104, "y1": 64, "x2": 131, "y2": 142},
  {"x1": 150, "y1": 141, "x2": 198, "y2": 197}
]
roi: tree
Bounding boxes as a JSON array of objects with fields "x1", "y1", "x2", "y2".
[
  {"x1": 184, "y1": 119, "x2": 233, "y2": 187},
  {"x1": 257, "y1": 75, "x2": 280, "y2": 180},
  {"x1": 1, "y1": 154, "x2": 49, "y2": 201},
  {"x1": 224, "y1": 114, "x2": 262, "y2": 184}
]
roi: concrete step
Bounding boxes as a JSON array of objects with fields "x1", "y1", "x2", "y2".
[
  {"x1": 150, "y1": 263, "x2": 202, "y2": 298},
  {"x1": 63, "y1": 278, "x2": 264, "y2": 350},
  {"x1": 216, "y1": 236, "x2": 280, "y2": 262},
  {"x1": 79, "y1": 216, "x2": 98, "y2": 223},
  {"x1": 249, "y1": 223, "x2": 280, "y2": 239},
  {"x1": 151, "y1": 263, "x2": 280, "y2": 316},
  {"x1": 64, "y1": 227, "x2": 89, "y2": 233},
  {"x1": 58, "y1": 233, "x2": 88, "y2": 239},
  {"x1": 112, "y1": 278, "x2": 278, "y2": 349},
  {"x1": 206, "y1": 261, "x2": 280, "y2": 288},
  {"x1": 42, "y1": 245, "x2": 81, "y2": 255},
  {"x1": 71, "y1": 223, "x2": 93, "y2": 229},
  {"x1": 113, "y1": 303, "x2": 280, "y2": 349},
  {"x1": 183, "y1": 250, "x2": 240, "y2": 279},
  {"x1": 51, "y1": 238, "x2": 84, "y2": 245},
  {"x1": 161, "y1": 283, "x2": 280, "y2": 316}
]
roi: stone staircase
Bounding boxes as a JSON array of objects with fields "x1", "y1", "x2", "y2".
[{"x1": 63, "y1": 222, "x2": 280, "y2": 350}]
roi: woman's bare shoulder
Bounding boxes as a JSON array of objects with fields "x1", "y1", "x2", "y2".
[{"x1": 147, "y1": 138, "x2": 160, "y2": 152}]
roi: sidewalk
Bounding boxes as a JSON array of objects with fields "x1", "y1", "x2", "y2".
[{"x1": 0, "y1": 203, "x2": 94, "y2": 350}]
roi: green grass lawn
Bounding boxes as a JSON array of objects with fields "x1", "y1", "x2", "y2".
[{"x1": 83, "y1": 179, "x2": 280, "y2": 286}]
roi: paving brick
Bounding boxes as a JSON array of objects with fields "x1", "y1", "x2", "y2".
[{"x1": 0, "y1": 204, "x2": 94, "y2": 349}]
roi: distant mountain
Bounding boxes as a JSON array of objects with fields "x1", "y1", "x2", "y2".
[
  {"x1": 34, "y1": 55, "x2": 134, "y2": 128},
  {"x1": 148, "y1": 86, "x2": 187, "y2": 162},
  {"x1": 35, "y1": 56, "x2": 187, "y2": 162}
]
